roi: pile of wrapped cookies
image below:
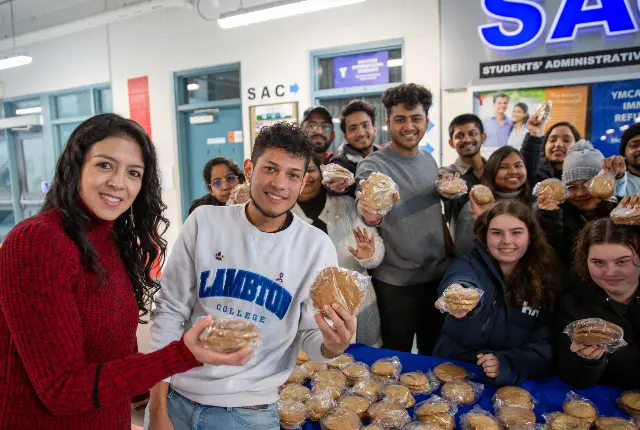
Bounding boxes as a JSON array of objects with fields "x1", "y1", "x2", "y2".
[{"x1": 279, "y1": 352, "x2": 640, "y2": 430}]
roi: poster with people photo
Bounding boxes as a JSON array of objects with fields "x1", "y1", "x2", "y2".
[{"x1": 473, "y1": 85, "x2": 588, "y2": 157}]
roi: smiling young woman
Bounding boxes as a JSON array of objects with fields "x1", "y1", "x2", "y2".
[{"x1": 0, "y1": 114, "x2": 250, "y2": 429}]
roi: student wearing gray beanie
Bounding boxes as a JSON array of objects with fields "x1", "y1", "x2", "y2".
[
  {"x1": 537, "y1": 141, "x2": 628, "y2": 268},
  {"x1": 620, "y1": 123, "x2": 640, "y2": 195}
]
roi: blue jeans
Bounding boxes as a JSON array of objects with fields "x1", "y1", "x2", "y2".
[{"x1": 144, "y1": 388, "x2": 280, "y2": 430}]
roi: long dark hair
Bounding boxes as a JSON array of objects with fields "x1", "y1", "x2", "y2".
[
  {"x1": 481, "y1": 146, "x2": 533, "y2": 204},
  {"x1": 574, "y1": 218, "x2": 640, "y2": 288},
  {"x1": 41, "y1": 113, "x2": 168, "y2": 321},
  {"x1": 475, "y1": 200, "x2": 561, "y2": 311},
  {"x1": 513, "y1": 102, "x2": 529, "y2": 125}
]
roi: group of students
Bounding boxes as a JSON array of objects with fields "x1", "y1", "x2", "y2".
[{"x1": 0, "y1": 82, "x2": 638, "y2": 430}]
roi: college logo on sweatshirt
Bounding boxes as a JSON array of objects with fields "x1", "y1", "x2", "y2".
[{"x1": 198, "y1": 269, "x2": 292, "y2": 320}]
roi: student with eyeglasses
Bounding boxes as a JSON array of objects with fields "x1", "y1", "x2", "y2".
[
  {"x1": 301, "y1": 105, "x2": 336, "y2": 164},
  {"x1": 188, "y1": 157, "x2": 245, "y2": 214}
]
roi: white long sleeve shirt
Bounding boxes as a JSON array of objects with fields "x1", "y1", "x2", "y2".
[{"x1": 147, "y1": 204, "x2": 338, "y2": 407}]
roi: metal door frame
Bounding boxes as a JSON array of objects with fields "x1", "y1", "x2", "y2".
[{"x1": 174, "y1": 63, "x2": 242, "y2": 220}]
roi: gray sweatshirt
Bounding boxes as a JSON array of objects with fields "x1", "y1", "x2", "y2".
[{"x1": 356, "y1": 144, "x2": 449, "y2": 286}]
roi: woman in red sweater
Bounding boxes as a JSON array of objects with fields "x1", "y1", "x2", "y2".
[{"x1": 0, "y1": 114, "x2": 253, "y2": 429}]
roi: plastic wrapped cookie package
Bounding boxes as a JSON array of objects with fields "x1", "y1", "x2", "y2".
[
  {"x1": 587, "y1": 170, "x2": 616, "y2": 199},
  {"x1": 533, "y1": 178, "x2": 568, "y2": 204},
  {"x1": 329, "y1": 353, "x2": 355, "y2": 370},
  {"x1": 305, "y1": 389, "x2": 337, "y2": 422},
  {"x1": 361, "y1": 172, "x2": 400, "y2": 216},
  {"x1": 460, "y1": 405, "x2": 500, "y2": 430},
  {"x1": 321, "y1": 163, "x2": 355, "y2": 185},
  {"x1": 339, "y1": 391, "x2": 372, "y2": 419},
  {"x1": 284, "y1": 366, "x2": 307, "y2": 386},
  {"x1": 312, "y1": 368, "x2": 348, "y2": 389},
  {"x1": 402, "y1": 422, "x2": 445, "y2": 430},
  {"x1": 543, "y1": 412, "x2": 591, "y2": 430},
  {"x1": 278, "y1": 399, "x2": 309, "y2": 430},
  {"x1": 441, "y1": 380, "x2": 484, "y2": 405},
  {"x1": 279, "y1": 384, "x2": 312, "y2": 403},
  {"x1": 300, "y1": 360, "x2": 329, "y2": 378},
  {"x1": 399, "y1": 370, "x2": 440, "y2": 395},
  {"x1": 311, "y1": 378, "x2": 345, "y2": 400},
  {"x1": 321, "y1": 407, "x2": 363, "y2": 430},
  {"x1": 618, "y1": 390, "x2": 640, "y2": 417},
  {"x1": 342, "y1": 361, "x2": 371, "y2": 385},
  {"x1": 471, "y1": 184, "x2": 494, "y2": 205},
  {"x1": 535, "y1": 101, "x2": 552, "y2": 123},
  {"x1": 351, "y1": 374, "x2": 383, "y2": 402},
  {"x1": 611, "y1": 206, "x2": 640, "y2": 225},
  {"x1": 381, "y1": 382, "x2": 416, "y2": 409},
  {"x1": 433, "y1": 362, "x2": 469, "y2": 383},
  {"x1": 563, "y1": 318, "x2": 627, "y2": 353},
  {"x1": 495, "y1": 404, "x2": 537, "y2": 429},
  {"x1": 492, "y1": 386, "x2": 536, "y2": 410},
  {"x1": 435, "y1": 284, "x2": 483, "y2": 315},
  {"x1": 413, "y1": 395, "x2": 458, "y2": 430},
  {"x1": 226, "y1": 181, "x2": 251, "y2": 206},
  {"x1": 310, "y1": 266, "x2": 370, "y2": 316},
  {"x1": 198, "y1": 317, "x2": 262, "y2": 353},
  {"x1": 370, "y1": 356, "x2": 403, "y2": 380},
  {"x1": 369, "y1": 401, "x2": 412, "y2": 430},
  {"x1": 594, "y1": 417, "x2": 637, "y2": 430},
  {"x1": 563, "y1": 391, "x2": 598, "y2": 423},
  {"x1": 436, "y1": 177, "x2": 468, "y2": 199}
]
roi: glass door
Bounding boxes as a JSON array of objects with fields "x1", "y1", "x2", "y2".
[
  {"x1": 14, "y1": 129, "x2": 54, "y2": 218},
  {"x1": 0, "y1": 133, "x2": 14, "y2": 242}
]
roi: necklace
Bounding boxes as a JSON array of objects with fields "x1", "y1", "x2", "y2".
[{"x1": 246, "y1": 207, "x2": 288, "y2": 232}]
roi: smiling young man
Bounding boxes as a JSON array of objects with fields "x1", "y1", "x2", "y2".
[
  {"x1": 146, "y1": 122, "x2": 356, "y2": 430},
  {"x1": 301, "y1": 105, "x2": 336, "y2": 163},
  {"x1": 355, "y1": 83, "x2": 450, "y2": 354}
]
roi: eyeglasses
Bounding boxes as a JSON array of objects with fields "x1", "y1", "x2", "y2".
[
  {"x1": 211, "y1": 174, "x2": 238, "y2": 189},
  {"x1": 304, "y1": 122, "x2": 333, "y2": 133}
]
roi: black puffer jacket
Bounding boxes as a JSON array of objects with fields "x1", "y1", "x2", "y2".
[
  {"x1": 521, "y1": 133, "x2": 561, "y2": 186},
  {"x1": 555, "y1": 272, "x2": 640, "y2": 389}
]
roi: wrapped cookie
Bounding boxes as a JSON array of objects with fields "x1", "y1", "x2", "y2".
[
  {"x1": 300, "y1": 360, "x2": 329, "y2": 377},
  {"x1": 533, "y1": 178, "x2": 568, "y2": 204},
  {"x1": 311, "y1": 380, "x2": 344, "y2": 400},
  {"x1": 381, "y1": 383, "x2": 416, "y2": 409},
  {"x1": 321, "y1": 408, "x2": 362, "y2": 430},
  {"x1": 305, "y1": 389, "x2": 337, "y2": 421},
  {"x1": 543, "y1": 412, "x2": 591, "y2": 430},
  {"x1": 595, "y1": 417, "x2": 636, "y2": 430},
  {"x1": 433, "y1": 362, "x2": 469, "y2": 383},
  {"x1": 352, "y1": 375, "x2": 383, "y2": 402},
  {"x1": 278, "y1": 399, "x2": 308, "y2": 429},
  {"x1": 460, "y1": 405, "x2": 500, "y2": 430},
  {"x1": 297, "y1": 349, "x2": 310, "y2": 365},
  {"x1": 563, "y1": 391, "x2": 598, "y2": 424},
  {"x1": 564, "y1": 318, "x2": 627, "y2": 353},
  {"x1": 310, "y1": 266, "x2": 370, "y2": 315},
  {"x1": 534, "y1": 101, "x2": 552, "y2": 122},
  {"x1": 279, "y1": 384, "x2": 311, "y2": 403},
  {"x1": 342, "y1": 361, "x2": 371, "y2": 385},
  {"x1": 198, "y1": 318, "x2": 261, "y2": 352},
  {"x1": 619, "y1": 391, "x2": 640, "y2": 417},
  {"x1": 493, "y1": 386, "x2": 536, "y2": 410},
  {"x1": 402, "y1": 422, "x2": 444, "y2": 430},
  {"x1": 435, "y1": 284, "x2": 483, "y2": 315},
  {"x1": 414, "y1": 395, "x2": 457, "y2": 430},
  {"x1": 587, "y1": 171, "x2": 616, "y2": 199},
  {"x1": 495, "y1": 405, "x2": 537, "y2": 429},
  {"x1": 436, "y1": 177, "x2": 469, "y2": 199},
  {"x1": 340, "y1": 393, "x2": 372, "y2": 419},
  {"x1": 399, "y1": 370, "x2": 440, "y2": 395},
  {"x1": 226, "y1": 182, "x2": 251, "y2": 205},
  {"x1": 329, "y1": 353, "x2": 355, "y2": 370},
  {"x1": 611, "y1": 206, "x2": 640, "y2": 225},
  {"x1": 369, "y1": 401, "x2": 412, "y2": 429},
  {"x1": 441, "y1": 380, "x2": 483, "y2": 405},
  {"x1": 371, "y1": 356, "x2": 402, "y2": 380},
  {"x1": 472, "y1": 184, "x2": 494, "y2": 205},
  {"x1": 285, "y1": 366, "x2": 307, "y2": 386},
  {"x1": 361, "y1": 172, "x2": 400, "y2": 215},
  {"x1": 321, "y1": 163, "x2": 355, "y2": 185},
  {"x1": 313, "y1": 369, "x2": 348, "y2": 390}
]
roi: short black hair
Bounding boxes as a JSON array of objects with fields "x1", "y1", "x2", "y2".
[
  {"x1": 203, "y1": 157, "x2": 245, "y2": 190},
  {"x1": 381, "y1": 83, "x2": 432, "y2": 118},
  {"x1": 620, "y1": 123, "x2": 640, "y2": 156},
  {"x1": 449, "y1": 114, "x2": 484, "y2": 138},
  {"x1": 251, "y1": 121, "x2": 314, "y2": 171},
  {"x1": 493, "y1": 93, "x2": 509, "y2": 103},
  {"x1": 340, "y1": 99, "x2": 376, "y2": 133}
]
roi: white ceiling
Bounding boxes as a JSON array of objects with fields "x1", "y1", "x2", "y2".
[{"x1": 0, "y1": 0, "x2": 284, "y2": 40}]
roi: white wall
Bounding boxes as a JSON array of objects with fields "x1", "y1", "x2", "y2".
[
  {"x1": 0, "y1": 26, "x2": 111, "y2": 98},
  {"x1": 106, "y1": 0, "x2": 441, "y2": 249}
]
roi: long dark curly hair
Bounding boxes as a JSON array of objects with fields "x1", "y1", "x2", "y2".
[
  {"x1": 41, "y1": 113, "x2": 168, "y2": 322},
  {"x1": 482, "y1": 146, "x2": 534, "y2": 205},
  {"x1": 475, "y1": 200, "x2": 561, "y2": 311}
]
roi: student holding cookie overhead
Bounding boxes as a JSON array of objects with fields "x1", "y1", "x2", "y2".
[
  {"x1": 433, "y1": 200, "x2": 561, "y2": 385},
  {"x1": 555, "y1": 218, "x2": 640, "y2": 390}
]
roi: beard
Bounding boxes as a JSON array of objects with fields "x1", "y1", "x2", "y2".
[
  {"x1": 312, "y1": 136, "x2": 331, "y2": 153},
  {"x1": 249, "y1": 188, "x2": 294, "y2": 219}
]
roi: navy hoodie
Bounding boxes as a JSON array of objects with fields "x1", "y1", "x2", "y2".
[{"x1": 432, "y1": 242, "x2": 554, "y2": 386}]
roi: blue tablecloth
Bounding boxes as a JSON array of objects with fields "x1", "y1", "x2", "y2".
[{"x1": 298, "y1": 344, "x2": 630, "y2": 429}]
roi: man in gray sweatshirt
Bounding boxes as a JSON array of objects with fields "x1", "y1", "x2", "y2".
[{"x1": 356, "y1": 83, "x2": 450, "y2": 354}]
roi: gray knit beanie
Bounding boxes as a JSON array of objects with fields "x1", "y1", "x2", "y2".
[{"x1": 561, "y1": 140, "x2": 604, "y2": 185}]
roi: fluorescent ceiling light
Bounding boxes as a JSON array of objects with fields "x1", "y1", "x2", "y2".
[
  {"x1": 15, "y1": 106, "x2": 42, "y2": 115},
  {"x1": 187, "y1": 83, "x2": 200, "y2": 91},
  {"x1": 387, "y1": 59, "x2": 404, "y2": 68},
  {"x1": 0, "y1": 54, "x2": 32, "y2": 71},
  {"x1": 218, "y1": 0, "x2": 367, "y2": 29}
]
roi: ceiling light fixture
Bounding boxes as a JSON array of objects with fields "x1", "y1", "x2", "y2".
[
  {"x1": 218, "y1": 0, "x2": 367, "y2": 29},
  {"x1": 0, "y1": 1, "x2": 32, "y2": 71},
  {"x1": 187, "y1": 83, "x2": 200, "y2": 91}
]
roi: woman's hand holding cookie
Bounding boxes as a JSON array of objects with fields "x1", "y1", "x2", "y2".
[
  {"x1": 570, "y1": 342, "x2": 606, "y2": 361},
  {"x1": 602, "y1": 155, "x2": 626, "y2": 179},
  {"x1": 315, "y1": 304, "x2": 357, "y2": 358},
  {"x1": 538, "y1": 194, "x2": 560, "y2": 211},
  {"x1": 470, "y1": 188, "x2": 496, "y2": 219}
]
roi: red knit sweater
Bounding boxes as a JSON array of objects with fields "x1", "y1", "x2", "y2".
[{"x1": 0, "y1": 209, "x2": 200, "y2": 429}]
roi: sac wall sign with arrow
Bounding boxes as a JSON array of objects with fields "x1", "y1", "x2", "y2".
[{"x1": 247, "y1": 82, "x2": 300, "y2": 100}]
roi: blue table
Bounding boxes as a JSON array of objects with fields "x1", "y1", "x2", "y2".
[{"x1": 298, "y1": 344, "x2": 630, "y2": 429}]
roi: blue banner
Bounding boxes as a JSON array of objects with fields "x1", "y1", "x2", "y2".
[
  {"x1": 334, "y1": 51, "x2": 389, "y2": 89},
  {"x1": 591, "y1": 79, "x2": 640, "y2": 157}
]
